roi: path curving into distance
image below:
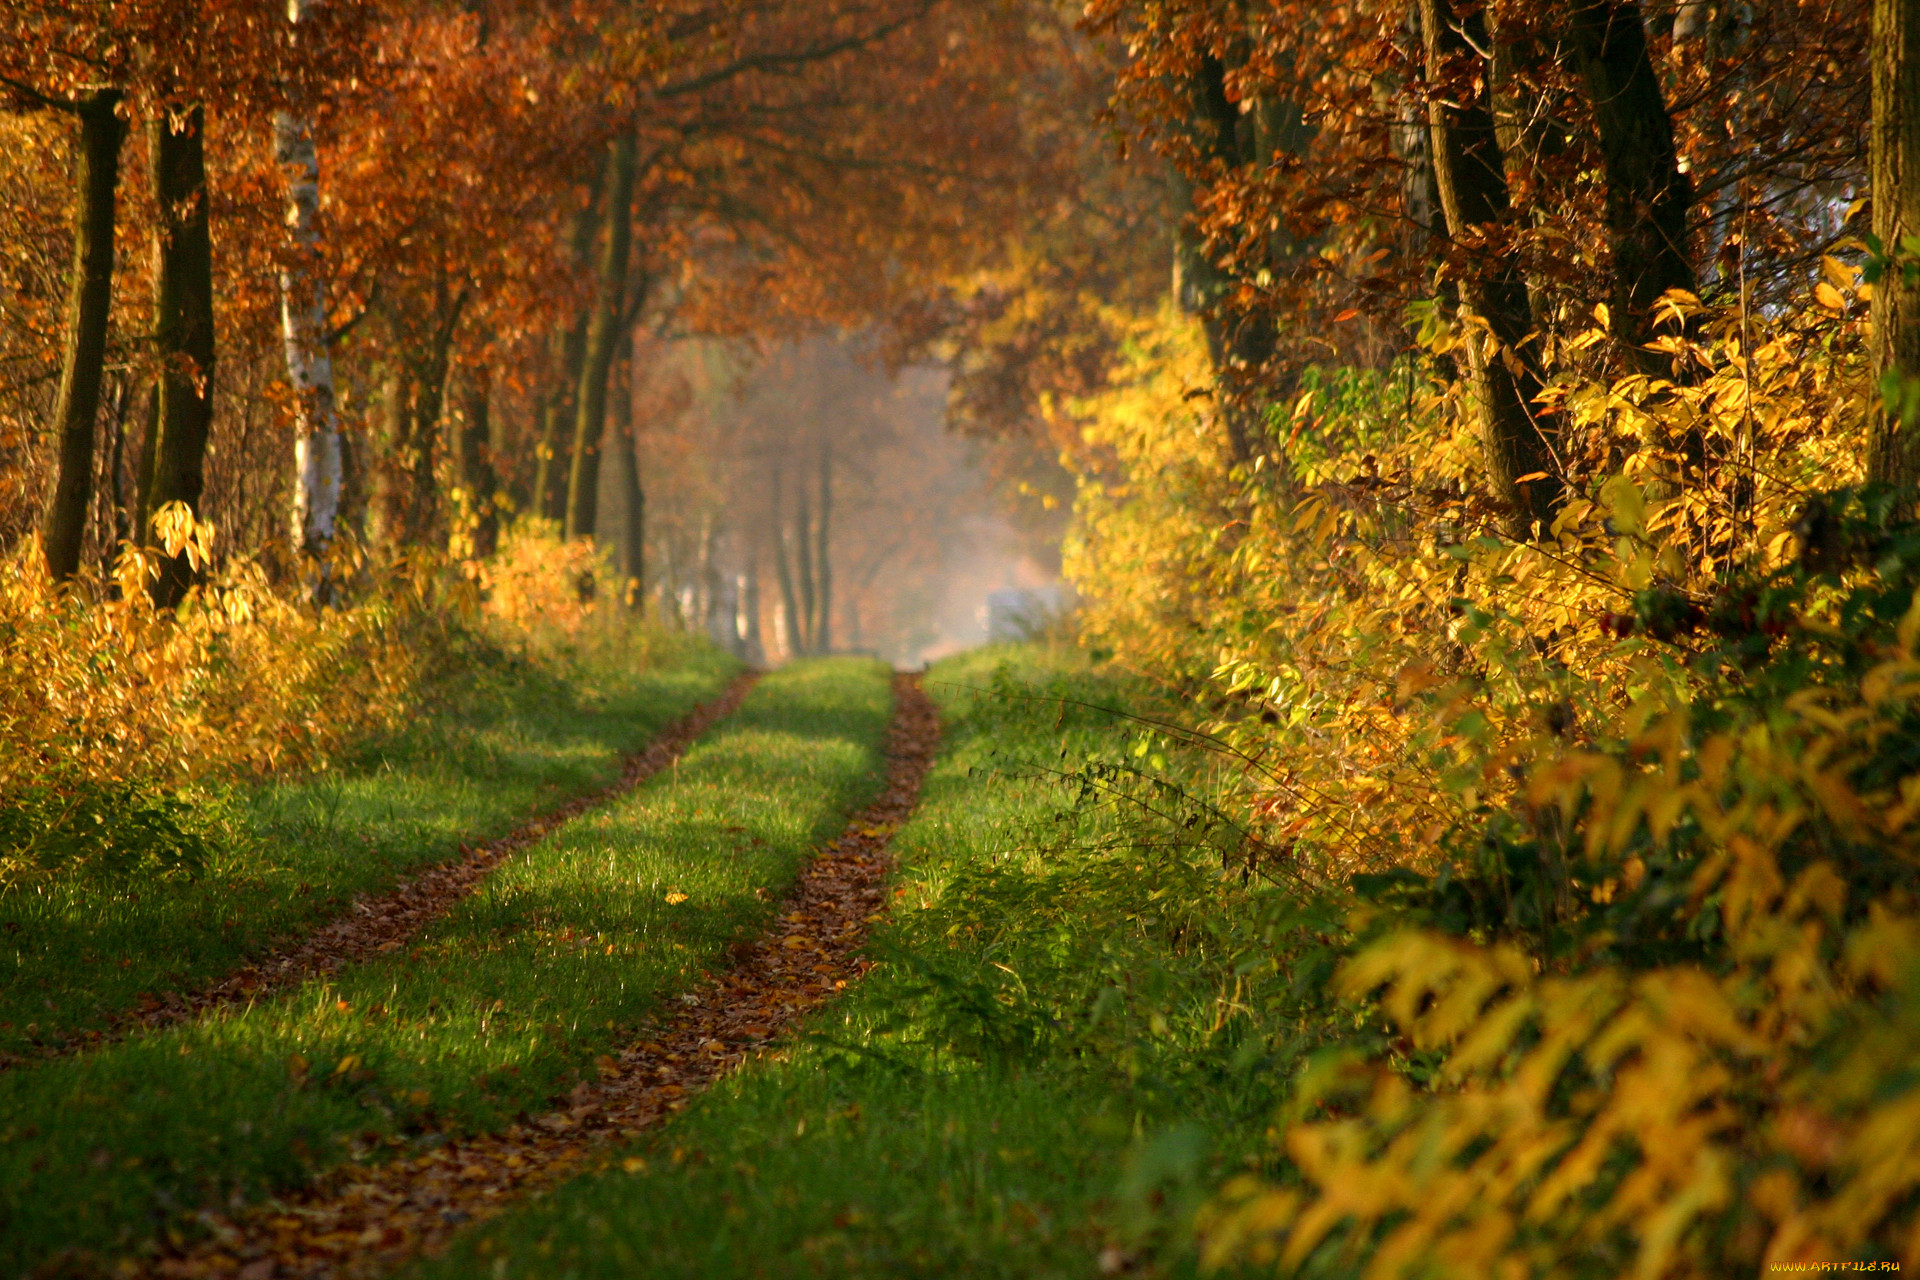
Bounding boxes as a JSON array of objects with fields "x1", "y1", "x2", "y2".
[
  {"x1": 138, "y1": 672, "x2": 940, "y2": 1280},
  {"x1": 9, "y1": 671, "x2": 760, "y2": 1075}
]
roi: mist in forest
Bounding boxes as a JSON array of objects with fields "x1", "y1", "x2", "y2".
[{"x1": 606, "y1": 333, "x2": 1057, "y2": 667}]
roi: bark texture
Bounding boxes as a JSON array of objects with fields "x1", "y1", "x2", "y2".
[
  {"x1": 1871, "y1": 0, "x2": 1920, "y2": 490},
  {"x1": 1420, "y1": 0, "x2": 1561, "y2": 536},
  {"x1": 43, "y1": 89, "x2": 126, "y2": 583},
  {"x1": 139, "y1": 106, "x2": 217, "y2": 608},
  {"x1": 1563, "y1": 0, "x2": 1697, "y2": 362},
  {"x1": 566, "y1": 135, "x2": 636, "y2": 541}
]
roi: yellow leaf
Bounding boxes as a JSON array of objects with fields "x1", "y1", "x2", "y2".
[
  {"x1": 1600, "y1": 475, "x2": 1646, "y2": 538},
  {"x1": 1821, "y1": 254, "x2": 1856, "y2": 292}
]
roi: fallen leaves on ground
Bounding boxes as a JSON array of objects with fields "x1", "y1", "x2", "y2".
[{"x1": 129, "y1": 672, "x2": 940, "y2": 1279}]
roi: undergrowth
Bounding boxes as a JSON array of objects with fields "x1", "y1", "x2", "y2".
[
  {"x1": 0, "y1": 517, "x2": 664, "y2": 893},
  {"x1": 1062, "y1": 286, "x2": 1920, "y2": 1272},
  {"x1": 0, "y1": 521, "x2": 731, "y2": 1059}
]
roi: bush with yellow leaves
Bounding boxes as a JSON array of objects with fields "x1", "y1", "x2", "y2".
[
  {"x1": 1065, "y1": 286, "x2": 1920, "y2": 1270},
  {"x1": 0, "y1": 510, "x2": 644, "y2": 889}
]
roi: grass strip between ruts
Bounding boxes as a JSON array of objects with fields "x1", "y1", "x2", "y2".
[
  {"x1": 0, "y1": 656, "x2": 893, "y2": 1276},
  {"x1": 401, "y1": 646, "x2": 1286, "y2": 1280},
  {"x1": 1, "y1": 638, "x2": 738, "y2": 1061}
]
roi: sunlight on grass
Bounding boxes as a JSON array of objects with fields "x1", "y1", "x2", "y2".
[
  {"x1": 0, "y1": 643, "x2": 736, "y2": 1058},
  {"x1": 405, "y1": 647, "x2": 1273, "y2": 1280},
  {"x1": 0, "y1": 658, "x2": 892, "y2": 1274}
]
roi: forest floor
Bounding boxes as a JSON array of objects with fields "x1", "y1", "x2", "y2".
[{"x1": 15, "y1": 646, "x2": 1271, "y2": 1280}]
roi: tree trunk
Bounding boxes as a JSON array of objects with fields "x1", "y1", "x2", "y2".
[
  {"x1": 793, "y1": 466, "x2": 816, "y2": 653},
  {"x1": 771, "y1": 464, "x2": 804, "y2": 659},
  {"x1": 1562, "y1": 0, "x2": 1697, "y2": 364},
  {"x1": 534, "y1": 314, "x2": 587, "y2": 522},
  {"x1": 400, "y1": 287, "x2": 462, "y2": 545},
  {"x1": 566, "y1": 135, "x2": 636, "y2": 541},
  {"x1": 1871, "y1": 0, "x2": 1920, "y2": 490},
  {"x1": 43, "y1": 89, "x2": 126, "y2": 584},
  {"x1": 138, "y1": 106, "x2": 217, "y2": 608},
  {"x1": 1420, "y1": 0, "x2": 1561, "y2": 536},
  {"x1": 609, "y1": 330, "x2": 645, "y2": 606},
  {"x1": 456, "y1": 368, "x2": 499, "y2": 558},
  {"x1": 279, "y1": 0, "x2": 343, "y2": 581},
  {"x1": 488, "y1": 369, "x2": 519, "y2": 513},
  {"x1": 738, "y1": 554, "x2": 763, "y2": 665},
  {"x1": 1174, "y1": 53, "x2": 1285, "y2": 470},
  {"x1": 374, "y1": 365, "x2": 410, "y2": 546},
  {"x1": 532, "y1": 181, "x2": 603, "y2": 524},
  {"x1": 812, "y1": 441, "x2": 832, "y2": 654}
]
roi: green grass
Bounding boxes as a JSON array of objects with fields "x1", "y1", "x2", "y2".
[
  {"x1": 404, "y1": 646, "x2": 1301, "y2": 1280},
  {"x1": 0, "y1": 631, "x2": 737, "y2": 1059},
  {"x1": 0, "y1": 656, "x2": 895, "y2": 1275}
]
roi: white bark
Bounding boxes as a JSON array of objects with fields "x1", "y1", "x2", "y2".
[{"x1": 277, "y1": 0, "x2": 341, "y2": 562}]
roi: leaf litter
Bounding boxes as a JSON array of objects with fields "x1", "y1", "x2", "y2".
[{"x1": 130, "y1": 672, "x2": 941, "y2": 1279}]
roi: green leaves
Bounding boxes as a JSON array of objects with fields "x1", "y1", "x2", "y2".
[{"x1": 0, "y1": 776, "x2": 216, "y2": 889}]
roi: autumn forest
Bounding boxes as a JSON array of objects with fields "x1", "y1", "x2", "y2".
[{"x1": 0, "y1": 0, "x2": 1910, "y2": 1276}]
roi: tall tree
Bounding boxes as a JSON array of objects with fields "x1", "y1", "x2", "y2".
[
  {"x1": 280, "y1": 0, "x2": 344, "y2": 574},
  {"x1": 565, "y1": 134, "x2": 635, "y2": 541},
  {"x1": 41, "y1": 89, "x2": 126, "y2": 583},
  {"x1": 534, "y1": 183, "x2": 603, "y2": 523},
  {"x1": 137, "y1": 104, "x2": 217, "y2": 608},
  {"x1": 771, "y1": 461, "x2": 805, "y2": 657},
  {"x1": 1420, "y1": 0, "x2": 1561, "y2": 535},
  {"x1": 1871, "y1": 0, "x2": 1920, "y2": 491}
]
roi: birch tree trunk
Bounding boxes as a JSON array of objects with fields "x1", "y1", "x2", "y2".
[
  {"x1": 565, "y1": 135, "x2": 635, "y2": 541},
  {"x1": 1870, "y1": 0, "x2": 1920, "y2": 490},
  {"x1": 277, "y1": 0, "x2": 343, "y2": 578},
  {"x1": 139, "y1": 105, "x2": 217, "y2": 608},
  {"x1": 1420, "y1": 0, "x2": 1561, "y2": 537},
  {"x1": 43, "y1": 89, "x2": 126, "y2": 583}
]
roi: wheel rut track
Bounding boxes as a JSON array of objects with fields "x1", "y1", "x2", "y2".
[
  {"x1": 9, "y1": 671, "x2": 760, "y2": 1075},
  {"x1": 136, "y1": 671, "x2": 941, "y2": 1280}
]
